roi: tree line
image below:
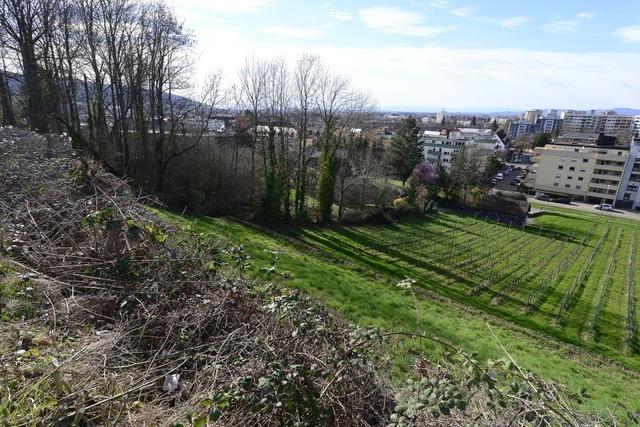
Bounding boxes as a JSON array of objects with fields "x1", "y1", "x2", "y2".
[{"x1": 0, "y1": 0, "x2": 500, "y2": 223}]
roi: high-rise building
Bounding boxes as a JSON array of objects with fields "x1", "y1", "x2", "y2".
[
  {"x1": 562, "y1": 110, "x2": 634, "y2": 140},
  {"x1": 539, "y1": 117, "x2": 563, "y2": 134},
  {"x1": 524, "y1": 109, "x2": 542, "y2": 123},
  {"x1": 436, "y1": 109, "x2": 447, "y2": 124},
  {"x1": 508, "y1": 121, "x2": 538, "y2": 139}
]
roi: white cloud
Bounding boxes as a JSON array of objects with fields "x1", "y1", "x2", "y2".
[
  {"x1": 427, "y1": 0, "x2": 451, "y2": 8},
  {"x1": 576, "y1": 12, "x2": 596, "y2": 20},
  {"x1": 499, "y1": 16, "x2": 530, "y2": 28},
  {"x1": 261, "y1": 26, "x2": 327, "y2": 38},
  {"x1": 179, "y1": 0, "x2": 274, "y2": 13},
  {"x1": 543, "y1": 12, "x2": 595, "y2": 33},
  {"x1": 329, "y1": 11, "x2": 353, "y2": 21},
  {"x1": 359, "y1": 6, "x2": 459, "y2": 37},
  {"x1": 543, "y1": 19, "x2": 579, "y2": 33},
  {"x1": 450, "y1": 6, "x2": 475, "y2": 18},
  {"x1": 171, "y1": 2, "x2": 640, "y2": 111},
  {"x1": 613, "y1": 25, "x2": 640, "y2": 43}
]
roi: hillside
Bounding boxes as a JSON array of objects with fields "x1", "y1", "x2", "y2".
[
  {"x1": 0, "y1": 127, "x2": 624, "y2": 426},
  {"x1": 0, "y1": 128, "x2": 388, "y2": 425}
]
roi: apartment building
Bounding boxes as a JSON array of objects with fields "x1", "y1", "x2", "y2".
[
  {"x1": 616, "y1": 143, "x2": 640, "y2": 209},
  {"x1": 533, "y1": 143, "x2": 629, "y2": 204},
  {"x1": 508, "y1": 120, "x2": 538, "y2": 139},
  {"x1": 422, "y1": 128, "x2": 505, "y2": 172},
  {"x1": 539, "y1": 117, "x2": 563, "y2": 134},
  {"x1": 524, "y1": 109, "x2": 542, "y2": 123},
  {"x1": 562, "y1": 110, "x2": 634, "y2": 139}
]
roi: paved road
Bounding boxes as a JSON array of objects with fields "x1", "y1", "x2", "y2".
[{"x1": 530, "y1": 198, "x2": 640, "y2": 221}]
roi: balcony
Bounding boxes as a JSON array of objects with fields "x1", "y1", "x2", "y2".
[{"x1": 589, "y1": 181, "x2": 619, "y2": 190}]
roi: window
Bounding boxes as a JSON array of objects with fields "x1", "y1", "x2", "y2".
[
  {"x1": 578, "y1": 177, "x2": 584, "y2": 181},
  {"x1": 567, "y1": 176, "x2": 573, "y2": 180},
  {"x1": 565, "y1": 184, "x2": 571, "y2": 188},
  {"x1": 576, "y1": 185, "x2": 582, "y2": 190},
  {"x1": 580, "y1": 169, "x2": 586, "y2": 172},
  {"x1": 558, "y1": 165, "x2": 564, "y2": 170},
  {"x1": 569, "y1": 167, "x2": 575, "y2": 171},
  {"x1": 583, "y1": 159, "x2": 589, "y2": 163},
  {"x1": 553, "y1": 182, "x2": 559, "y2": 187}
]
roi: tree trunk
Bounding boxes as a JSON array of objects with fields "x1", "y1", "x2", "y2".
[
  {"x1": 0, "y1": 71, "x2": 15, "y2": 126},
  {"x1": 20, "y1": 44, "x2": 48, "y2": 132}
]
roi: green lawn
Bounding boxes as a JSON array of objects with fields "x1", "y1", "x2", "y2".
[{"x1": 158, "y1": 207, "x2": 640, "y2": 419}]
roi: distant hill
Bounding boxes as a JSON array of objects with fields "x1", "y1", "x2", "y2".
[{"x1": 2, "y1": 71, "x2": 202, "y2": 119}]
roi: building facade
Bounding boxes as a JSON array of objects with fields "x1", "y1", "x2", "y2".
[
  {"x1": 422, "y1": 128, "x2": 505, "y2": 172},
  {"x1": 533, "y1": 143, "x2": 629, "y2": 204},
  {"x1": 539, "y1": 117, "x2": 563, "y2": 134},
  {"x1": 524, "y1": 109, "x2": 542, "y2": 123},
  {"x1": 508, "y1": 120, "x2": 538, "y2": 139},
  {"x1": 616, "y1": 143, "x2": 640, "y2": 209},
  {"x1": 561, "y1": 110, "x2": 634, "y2": 139}
]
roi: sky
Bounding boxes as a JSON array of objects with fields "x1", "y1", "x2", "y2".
[{"x1": 170, "y1": 0, "x2": 640, "y2": 112}]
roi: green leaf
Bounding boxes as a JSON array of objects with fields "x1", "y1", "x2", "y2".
[{"x1": 193, "y1": 416, "x2": 207, "y2": 427}]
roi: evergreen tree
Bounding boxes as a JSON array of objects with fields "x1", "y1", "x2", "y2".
[
  {"x1": 533, "y1": 133, "x2": 552, "y2": 148},
  {"x1": 491, "y1": 119, "x2": 498, "y2": 132},
  {"x1": 386, "y1": 116, "x2": 423, "y2": 186}
]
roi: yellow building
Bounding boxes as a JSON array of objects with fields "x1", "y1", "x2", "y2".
[{"x1": 533, "y1": 143, "x2": 628, "y2": 203}]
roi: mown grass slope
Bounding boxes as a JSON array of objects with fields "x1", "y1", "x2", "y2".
[{"x1": 158, "y1": 206, "x2": 640, "y2": 418}]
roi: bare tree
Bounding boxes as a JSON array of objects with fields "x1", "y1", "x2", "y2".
[
  {"x1": 0, "y1": 30, "x2": 16, "y2": 126},
  {"x1": 259, "y1": 58, "x2": 292, "y2": 222},
  {"x1": 292, "y1": 53, "x2": 321, "y2": 219},
  {"x1": 315, "y1": 69, "x2": 374, "y2": 222},
  {"x1": 0, "y1": 0, "x2": 57, "y2": 131},
  {"x1": 238, "y1": 55, "x2": 268, "y2": 205},
  {"x1": 450, "y1": 145, "x2": 488, "y2": 205},
  {"x1": 155, "y1": 72, "x2": 225, "y2": 192}
]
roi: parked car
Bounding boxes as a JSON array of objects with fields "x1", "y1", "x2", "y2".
[
  {"x1": 496, "y1": 173, "x2": 503, "y2": 180},
  {"x1": 535, "y1": 194, "x2": 549, "y2": 201},
  {"x1": 491, "y1": 178, "x2": 498, "y2": 185},
  {"x1": 549, "y1": 197, "x2": 571, "y2": 204},
  {"x1": 595, "y1": 203, "x2": 614, "y2": 211}
]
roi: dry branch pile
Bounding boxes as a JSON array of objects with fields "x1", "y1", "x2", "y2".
[{"x1": 0, "y1": 128, "x2": 390, "y2": 426}]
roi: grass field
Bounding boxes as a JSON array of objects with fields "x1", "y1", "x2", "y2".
[{"x1": 159, "y1": 205, "x2": 640, "y2": 419}]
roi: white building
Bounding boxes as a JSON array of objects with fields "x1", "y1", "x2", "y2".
[
  {"x1": 436, "y1": 110, "x2": 447, "y2": 124},
  {"x1": 633, "y1": 116, "x2": 640, "y2": 138},
  {"x1": 524, "y1": 109, "x2": 542, "y2": 123},
  {"x1": 422, "y1": 128, "x2": 505, "y2": 172}
]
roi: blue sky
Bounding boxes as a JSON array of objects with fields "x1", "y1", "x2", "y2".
[{"x1": 172, "y1": 0, "x2": 640, "y2": 111}]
